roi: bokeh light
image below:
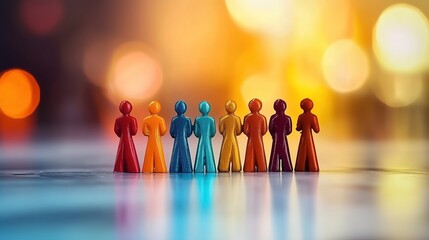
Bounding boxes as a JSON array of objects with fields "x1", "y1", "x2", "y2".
[
  {"x1": 20, "y1": 0, "x2": 63, "y2": 36},
  {"x1": 225, "y1": 0, "x2": 294, "y2": 36},
  {"x1": 373, "y1": 74, "x2": 422, "y2": 108},
  {"x1": 106, "y1": 42, "x2": 163, "y2": 104},
  {"x1": 373, "y1": 3, "x2": 429, "y2": 73},
  {"x1": 0, "y1": 69, "x2": 40, "y2": 119},
  {"x1": 322, "y1": 39, "x2": 369, "y2": 93},
  {"x1": 240, "y1": 74, "x2": 283, "y2": 116}
]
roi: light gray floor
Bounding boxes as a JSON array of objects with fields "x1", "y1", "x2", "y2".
[{"x1": 0, "y1": 138, "x2": 428, "y2": 240}]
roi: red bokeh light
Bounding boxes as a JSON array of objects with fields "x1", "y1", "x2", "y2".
[{"x1": 20, "y1": 0, "x2": 63, "y2": 36}]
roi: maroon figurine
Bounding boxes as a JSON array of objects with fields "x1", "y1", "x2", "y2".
[
  {"x1": 268, "y1": 99, "x2": 293, "y2": 172},
  {"x1": 113, "y1": 101, "x2": 140, "y2": 173},
  {"x1": 295, "y1": 98, "x2": 320, "y2": 172}
]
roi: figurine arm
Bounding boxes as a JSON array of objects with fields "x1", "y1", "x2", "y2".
[
  {"x1": 114, "y1": 119, "x2": 121, "y2": 137},
  {"x1": 243, "y1": 116, "x2": 249, "y2": 136},
  {"x1": 170, "y1": 119, "x2": 176, "y2": 138},
  {"x1": 142, "y1": 120, "x2": 150, "y2": 136},
  {"x1": 219, "y1": 118, "x2": 225, "y2": 135},
  {"x1": 210, "y1": 118, "x2": 216, "y2": 138},
  {"x1": 235, "y1": 117, "x2": 242, "y2": 135},
  {"x1": 268, "y1": 116, "x2": 275, "y2": 137},
  {"x1": 286, "y1": 116, "x2": 292, "y2": 135},
  {"x1": 186, "y1": 118, "x2": 193, "y2": 137},
  {"x1": 296, "y1": 115, "x2": 302, "y2": 132},
  {"x1": 261, "y1": 116, "x2": 267, "y2": 135},
  {"x1": 312, "y1": 115, "x2": 320, "y2": 133},
  {"x1": 194, "y1": 119, "x2": 200, "y2": 137},
  {"x1": 131, "y1": 117, "x2": 138, "y2": 136},
  {"x1": 160, "y1": 117, "x2": 167, "y2": 136}
]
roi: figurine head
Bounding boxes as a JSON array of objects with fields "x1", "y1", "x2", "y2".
[
  {"x1": 248, "y1": 98, "x2": 262, "y2": 113},
  {"x1": 119, "y1": 100, "x2": 132, "y2": 115},
  {"x1": 273, "y1": 99, "x2": 286, "y2": 113},
  {"x1": 148, "y1": 100, "x2": 161, "y2": 114},
  {"x1": 199, "y1": 101, "x2": 211, "y2": 115},
  {"x1": 225, "y1": 100, "x2": 237, "y2": 114},
  {"x1": 300, "y1": 98, "x2": 314, "y2": 112},
  {"x1": 175, "y1": 101, "x2": 187, "y2": 115}
]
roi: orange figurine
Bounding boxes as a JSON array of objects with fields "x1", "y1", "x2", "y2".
[
  {"x1": 114, "y1": 101, "x2": 140, "y2": 173},
  {"x1": 218, "y1": 100, "x2": 242, "y2": 172},
  {"x1": 243, "y1": 98, "x2": 268, "y2": 172},
  {"x1": 141, "y1": 100, "x2": 168, "y2": 173},
  {"x1": 295, "y1": 98, "x2": 320, "y2": 172}
]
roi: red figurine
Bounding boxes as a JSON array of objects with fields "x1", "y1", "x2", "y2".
[
  {"x1": 113, "y1": 101, "x2": 140, "y2": 173},
  {"x1": 243, "y1": 98, "x2": 268, "y2": 172},
  {"x1": 295, "y1": 98, "x2": 320, "y2": 172}
]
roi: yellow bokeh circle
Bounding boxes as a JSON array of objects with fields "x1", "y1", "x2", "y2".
[
  {"x1": 373, "y1": 4, "x2": 429, "y2": 73},
  {"x1": 322, "y1": 39, "x2": 369, "y2": 93}
]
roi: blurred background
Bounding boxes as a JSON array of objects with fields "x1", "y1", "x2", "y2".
[{"x1": 0, "y1": 0, "x2": 428, "y2": 154}]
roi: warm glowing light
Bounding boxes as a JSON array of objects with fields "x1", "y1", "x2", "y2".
[
  {"x1": 322, "y1": 39, "x2": 369, "y2": 93},
  {"x1": 373, "y1": 74, "x2": 422, "y2": 108},
  {"x1": 373, "y1": 4, "x2": 429, "y2": 73},
  {"x1": 106, "y1": 42, "x2": 163, "y2": 104},
  {"x1": 0, "y1": 69, "x2": 40, "y2": 119},
  {"x1": 225, "y1": 0, "x2": 294, "y2": 36},
  {"x1": 240, "y1": 74, "x2": 282, "y2": 116},
  {"x1": 20, "y1": 0, "x2": 63, "y2": 36}
]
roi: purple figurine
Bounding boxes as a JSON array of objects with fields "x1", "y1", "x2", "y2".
[{"x1": 268, "y1": 99, "x2": 293, "y2": 172}]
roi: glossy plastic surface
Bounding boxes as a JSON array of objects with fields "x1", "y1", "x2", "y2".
[
  {"x1": 113, "y1": 101, "x2": 140, "y2": 173},
  {"x1": 218, "y1": 100, "x2": 242, "y2": 172},
  {"x1": 243, "y1": 98, "x2": 267, "y2": 172},
  {"x1": 169, "y1": 101, "x2": 193, "y2": 173},
  {"x1": 268, "y1": 99, "x2": 293, "y2": 172},
  {"x1": 295, "y1": 98, "x2": 320, "y2": 172},
  {"x1": 142, "y1": 100, "x2": 167, "y2": 173},
  {"x1": 194, "y1": 101, "x2": 216, "y2": 173}
]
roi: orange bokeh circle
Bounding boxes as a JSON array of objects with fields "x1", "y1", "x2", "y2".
[{"x1": 0, "y1": 69, "x2": 40, "y2": 119}]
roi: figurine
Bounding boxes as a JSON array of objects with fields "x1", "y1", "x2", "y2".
[
  {"x1": 295, "y1": 98, "x2": 320, "y2": 172},
  {"x1": 170, "y1": 101, "x2": 193, "y2": 173},
  {"x1": 113, "y1": 101, "x2": 140, "y2": 173},
  {"x1": 218, "y1": 100, "x2": 242, "y2": 172},
  {"x1": 243, "y1": 98, "x2": 267, "y2": 172},
  {"x1": 268, "y1": 99, "x2": 293, "y2": 172},
  {"x1": 194, "y1": 101, "x2": 216, "y2": 173},
  {"x1": 142, "y1": 100, "x2": 167, "y2": 173}
]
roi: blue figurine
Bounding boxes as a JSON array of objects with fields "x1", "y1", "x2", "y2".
[
  {"x1": 194, "y1": 101, "x2": 216, "y2": 173},
  {"x1": 170, "y1": 101, "x2": 193, "y2": 173}
]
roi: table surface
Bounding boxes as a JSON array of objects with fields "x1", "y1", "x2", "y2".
[{"x1": 0, "y1": 137, "x2": 428, "y2": 240}]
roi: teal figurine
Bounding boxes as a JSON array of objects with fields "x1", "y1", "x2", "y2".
[
  {"x1": 170, "y1": 101, "x2": 193, "y2": 173},
  {"x1": 194, "y1": 101, "x2": 216, "y2": 173}
]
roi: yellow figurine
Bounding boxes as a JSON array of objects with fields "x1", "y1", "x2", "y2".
[
  {"x1": 218, "y1": 100, "x2": 242, "y2": 172},
  {"x1": 142, "y1": 100, "x2": 167, "y2": 173}
]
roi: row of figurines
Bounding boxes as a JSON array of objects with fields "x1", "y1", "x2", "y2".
[{"x1": 113, "y1": 98, "x2": 320, "y2": 173}]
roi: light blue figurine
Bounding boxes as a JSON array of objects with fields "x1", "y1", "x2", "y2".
[
  {"x1": 194, "y1": 101, "x2": 216, "y2": 173},
  {"x1": 170, "y1": 101, "x2": 193, "y2": 173}
]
